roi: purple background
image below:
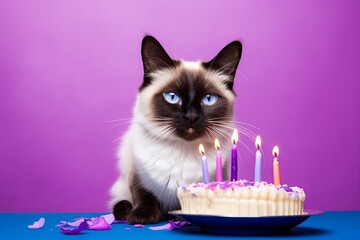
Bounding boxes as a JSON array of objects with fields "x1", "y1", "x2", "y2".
[{"x1": 0, "y1": 0, "x2": 359, "y2": 212}]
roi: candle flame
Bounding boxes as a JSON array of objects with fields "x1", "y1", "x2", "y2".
[
  {"x1": 214, "y1": 139, "x2": 220, "y2": 150},
  {"x1": 231, "y1": 129, "x2": 238, "y2": 144},
  {"x1": 199, "y1": 144, "x2": 205, "y2": 155},
  {"x1": 272, "y1": 146, "x2": 279, "y2": 157},
  {"x1": 255, "y1": 135, "x2": 261, "y2": 149}
]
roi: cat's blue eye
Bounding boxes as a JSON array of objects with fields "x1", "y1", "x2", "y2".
[
  {"x1": 202, "y1": 94, "x2": 218, "y2": 106},
  {"x1": 163, "y1": 92, "x2": 181, "y2": 104}
]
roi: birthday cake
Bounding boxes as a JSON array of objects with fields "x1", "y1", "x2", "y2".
[{"x1": 177, "y1": 180, "x2": 306, "y2": 217}]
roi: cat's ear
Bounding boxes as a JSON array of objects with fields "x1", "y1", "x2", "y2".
[
  {"x1": 141, "y1": 36, "x2": 176, "y2": 75},
  {"x1": 140, "y1": 36, "x2": 176, "y2": 90},
  {"x1": 204, "y1": 41, "x2": 242, "y2": 90}
]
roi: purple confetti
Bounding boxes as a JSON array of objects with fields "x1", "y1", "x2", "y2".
[
  {"x1": 57, "y1": 218, "x2": 86, "y2": 227},
  {"x1": 125, "y1": 227, "x2": 131, "y2": 230},
  {"x1": 101, "y1": 213, "x2": 115, "y2": 225},
  {"x1": 58, "y1": 213, "x2": 115, "y2": 228},
  {"x1": 56, "y1": 221, "x2": 67, "y2": 227},
  {"x1": 149, "y1": 220, "x2": 191, "y2": 231},
  {"x1": 28, "y1": 217, "x2": 45, "y2": 229},
  {"x1": 60, "y1": 220, "x2": 88, "y2": 234},
  {"x1": 88, "y1": 217, "x2": 111, "y2": 230},
  {"x1": 134, "y1": 224, "x2": 145, "y2": 228},
  {"x1": 283, "y1": 186, "x2": 293, "y2": 192},
  {"x1": 149, "y1": 223, "x2": 171, "y2": 230},
  {"x1": 168, "y1": 220, "x2": 192, "y2": 230}
]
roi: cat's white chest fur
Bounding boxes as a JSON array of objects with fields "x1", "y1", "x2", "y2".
[{"x1": 131, "y1": 123, "x2": 219, "y2": 210}]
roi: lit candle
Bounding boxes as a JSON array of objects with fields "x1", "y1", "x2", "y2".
[
  {"x1": 199, "y1": 144, "x2": 209, "y2": 183},
  {"x1": 214, "y1": 139, "x2": 223, "y2": 182},
  {"x1": 254, "y1": 135, "x2": 262, "y2": 182},
  {"x1": 230, "y1": 129, "x2": 238, "y2": 181},
  {"x1": 272, "y1": 146, "x2": 281, "y2": 186}
]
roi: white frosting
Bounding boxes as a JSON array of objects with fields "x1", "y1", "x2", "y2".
[{"x1": 177, "y1": 180, "x2": 306, "y2": 216}]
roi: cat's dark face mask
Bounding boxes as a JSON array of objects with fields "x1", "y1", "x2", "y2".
[{"x1": 151, "y1": 69, "x2": 231, "y2": 141}]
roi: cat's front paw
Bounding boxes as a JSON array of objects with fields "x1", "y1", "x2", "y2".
[
  {"x1": 113, "y1": 200, "x2": 133, "y2": 220},
  {"x1": 127, "y1": 207, "x2": 161, "y2": 224}
]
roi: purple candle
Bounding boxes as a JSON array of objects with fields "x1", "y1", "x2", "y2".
[
  {"x1": 231, "y1": 129, "x2": 238, "y2": 181},
  {"x1": 214, "y1": 139, "x2": 223, "y2": 182},
  {"x1": 199, "y1": 144, "x2": 209, "y2": 183}
]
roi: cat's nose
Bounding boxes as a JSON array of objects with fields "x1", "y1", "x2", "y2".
[{"x1": 184, "y1": 110, "x2": 200, "y2": 123}]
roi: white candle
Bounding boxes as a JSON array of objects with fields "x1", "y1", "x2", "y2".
[
  {"x1": 214, "y1": 139, "x2": 223, "y2": 182},
  {"x1": 254, "y1": 135, "x2": 262, "y2": 182},
  {"x1": 199, "y1": 144, "x2": 209, "y2": 183}
]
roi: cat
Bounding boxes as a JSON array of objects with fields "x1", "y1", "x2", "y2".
[{"x1": 110, "y1": 35, "x2": 242, "y2": 224}]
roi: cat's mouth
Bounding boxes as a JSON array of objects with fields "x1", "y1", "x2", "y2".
[
  {"x1": 176, "y1": 127, "x2": 205, "y2": 141},
  {"x1": 187, "y1": 128, "x2": 194, "y2": 133}
]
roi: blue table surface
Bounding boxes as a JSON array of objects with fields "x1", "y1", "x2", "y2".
[{"x1": 0, "y1": 211, "x2": 359, "y2": 239}]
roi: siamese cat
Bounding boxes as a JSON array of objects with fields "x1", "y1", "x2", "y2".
[{"x1": 110, "y1": 36, "x2": 242, "y2": 224}]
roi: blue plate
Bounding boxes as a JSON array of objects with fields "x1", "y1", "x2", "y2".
[{"x1": 169, "y1": 209, "x2": 323, "y2": 235}]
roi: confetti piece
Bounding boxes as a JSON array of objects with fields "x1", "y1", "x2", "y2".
[
  {"x1": 134, "y1": 224, "x2": 145, "y2": 228},
  {"x1": 149, "y1": 220, "x2": 191, "y2": 231},
  {"x1": 168, "y1": 220, "x2": 192, "y2": 230},
  {"x1": 60, "y1": 220, "x2": 88, "y2": 234},
  {"x1": 88, "y1": 217, "x2": 111, "y2": 230},
  {"x1": 101, "y1": 213, "x2": 115, "y2": 225},
  {"x1": 149, "y1": 223, "x2": 171, "y2": 230},
  {"x1": 125, "y1": 227, "x2": 131, "y2": 230},
  {"x1": 56, "y1": 221, "x2": 68, "y2": 227},
  {"x1": 57, "y1": 218, "x2": 86, "y2": 227},
  {"x1": 58, "y1": 213, "x2": 115, "y2": 228},
  {"x1": 28, "y1": 217, "x2": 45, "y2": 229}
]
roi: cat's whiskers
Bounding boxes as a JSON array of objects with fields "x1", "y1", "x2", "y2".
[
  {"x1": 207, "y1": 120, "x2": 256, "y2": 156},
  {"x1": 206, "y1": 125, "x2": 231, "y2": 148},
  {"x1": 158, "y1": 126, "x2": 177, "y2": 143},
  {"x1": 227, "y1": 120, "x2": 265, "y2": 133},
  {"x1": 144, "y1": 125, "x2": 167, "y2": 139},
  {"x1": 142, "y1": 123, "x2": 174, "y2": 142},
  {"x1": 106, "y1": 117, "x2": 134, "y2": 123},
  {"x1": 204, "y1": 119, "x2": 231, "y2": 142},
  {"x1": 238, "y1": 138, "x2": 254, "y2": 156},
  {"x1": 112, "y1": 135, "x2": 125, "y2": 143},
  {"x1": 236, "y1": 70, "x2": 250, "y2": 83},
  {"x1": 205, "y1": 128, "x2": 223, "y2": 148},
  {"x1": 106, "y1": 117, "x2": 134, "y2": 131},
  {"x1": 110, "y1": 117, "x2": 174, "y2": 142},
  {"x1": 209, "y1": 117, "x2": 262, "y2": 137},
  {"x1": 108, "y1": 120, "x2": 133, "y2": 131},
  {"x1": 211, "y1": 123, "x2": 257, "y2": 141},
  {"x1": 204, "y1": 129, "x2": 215, "y2": 144}
]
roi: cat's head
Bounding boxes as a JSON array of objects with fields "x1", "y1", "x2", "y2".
[{"x1": 136, "y1": 36, "x2": 242, "y2": 143}]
